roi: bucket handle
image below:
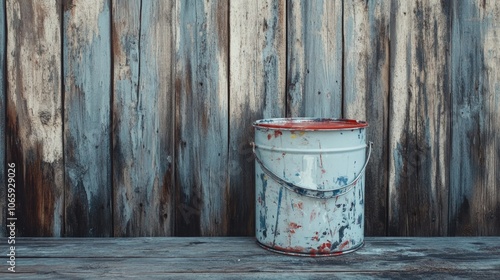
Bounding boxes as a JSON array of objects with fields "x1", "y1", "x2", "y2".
[{"x1": 252, "y1": 141, "x2": 373, "y2": 199}]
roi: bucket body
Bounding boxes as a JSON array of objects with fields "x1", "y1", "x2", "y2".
[{"x1": 254, "y1": 118, "x2": 369, "y2": 256}]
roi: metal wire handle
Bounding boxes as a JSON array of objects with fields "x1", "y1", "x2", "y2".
[{"x1": 252, "y1": 141, "x2": 373, "y2": 199}]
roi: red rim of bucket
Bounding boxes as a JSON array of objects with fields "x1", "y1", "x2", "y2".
[{"x1": 253, "y1": 118, "x2": 368, "y2": 130}]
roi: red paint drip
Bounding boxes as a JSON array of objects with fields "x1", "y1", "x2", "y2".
[
  {"x1": 267, "y1": 134, "x2": 272, "y2": 140},
  {"x1": 339, "y1": 240, "x2": 350, "y2": 251},
  {"x1": 274, "y1": 130, "x2": 283, "y2": 138},
  {"x1": 318, "y1": 242, "x2": 332, "y2": 253},
  {"x1": 297, "y1": 202, "x2": 303, "y2": 210},
  {"x1": 311, "y1": 232, "x2": 319, "y2": 241},
  {"x1": 310, "y1": 210, "x2": 317, "y2": 222},
  {"x1": 288, "y1": 222, "x2": 302, "y2": 234}
]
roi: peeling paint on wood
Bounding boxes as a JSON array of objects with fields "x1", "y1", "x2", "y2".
[
  {"x1": 229, "y1": 0, "x2": 286, "y2": 236},
  {"x1": 112, "y1": 0, "x2": 174, "y2": 236},
  {"x1": 287, "y1": 0, "x2": 342, "y2": 118},
  {"x1": 63, "y1": 0, "x2": 112, "y2": 237},
  {"x1": 175, "y1": 0, "x2": 229, "y2": 236},
  {"x1": 343, "y1": 0, "x2": 390, "y2": 236},
  {"x1": 388, "y1": 0, "x2": 451, "y2": 236},
  {"x1": 0, "y1": 0, "x2": 6, "y2": 237},
  {"x1": 450, "y1": 0, "x2": 500, "y2": 236},
  {"x1": 6, "y1": 0, "x2": 63, "y2": 236}
]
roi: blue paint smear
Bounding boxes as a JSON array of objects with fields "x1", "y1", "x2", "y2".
[
  {"x1": 260, "y1": 173, "x2": 268, "y2": 194},
  {"x1": 336, "y1": 176, "x2": 349, "y2": 186},
  {"x1": 272, "y1": 187, "x2": 283, "y2": 246},
  {"x1": 260, "y1": 212, "x2": 267, "y2": 238},
  {"x1": 259, "y1": 173, "x2": 268, "y2": 238},
  {"x1": 358, "y1": 186, "x2": 364, "y2": 205}
]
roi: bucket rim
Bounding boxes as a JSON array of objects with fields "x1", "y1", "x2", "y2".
[{"x1": 253, "y1": 118, "x2": 368, "y2": 131}]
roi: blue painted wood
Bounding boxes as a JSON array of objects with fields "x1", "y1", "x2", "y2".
[
  {"x1": 0, "y1": 0, "x2": 6, "y2": 237},
  {"x1": 228, "y1": 0, "x2": 286, "y2": 236},
  {"x1": 175, "y1": 0, "x2": 230, "y2": 236},
  {"x1": 450, "y1": 0, "x2": 500, "y2": 235},
  {"x1": 287, "y1": 0, "x2": 342, "y2": 118},
  {"x1": 112, "y1": 0, "x2": 174, "y2": 236},
  {"x1": 387, "y1": 0, "x2": 451, "y2": 236},
  {"x1": 5, "y1": 0, "x2": 64, "y2": 236},
  {"x1": 343, "y1": 0, "x2": 390, "y2": 236},
  {"x1": 63, "y1": 0, "x2": 112, "y2": 237}
]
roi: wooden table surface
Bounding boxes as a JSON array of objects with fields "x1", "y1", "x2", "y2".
[{"x1": 1, "y1": 237, "x2": 499, "y2": 279}]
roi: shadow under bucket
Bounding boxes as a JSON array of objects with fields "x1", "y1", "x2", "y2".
[{"x1": 253, "y1": 118, "x2": 372, "y2": 256}]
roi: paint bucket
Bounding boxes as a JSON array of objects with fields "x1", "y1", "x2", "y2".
[{"x1": 253, "y1": 118, "x2": 372, "y2": 256}]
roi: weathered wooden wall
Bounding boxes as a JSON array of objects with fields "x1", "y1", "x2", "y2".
[{"x1": 1, "y1": 0, "x2": 499, "y2": 237}]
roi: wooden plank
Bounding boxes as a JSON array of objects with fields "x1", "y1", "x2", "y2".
[
  {"x1": 112, "y1": 0, "x2": 175, "y2": 236},
  {"x1": 5, "y1": 236, "x2": 499, "y2": 258},
  {"x1": 388, "y1": 0, "x2": 451, "y2": 236},
  {"x1": 449, "y1": 0, "x2": 500, "y2": 235},
  {"x1": 5, "y1": 0, "x2": 63, "y2": 236},
  {"x1": 287, "y1": 0, "x2": 342, "y2": 118},
  {"x1": 343, "y1": 0, "x2": 390, "y2": 236},
  {"x1": 0, "y1": 237, "x2": 499, "y2": 278},
  {"x1": 63, "y1": 0, "x2": 111, "y2": 237},
  {"x1": 174, "y1": 0, "x2": 229, "y2": 236},
  {"x1": 1, "y1": 271, "x2": 499, "y2": 280},
  {"x1": 228, "y1": 0, "x2": 286, "y2": 236},
  {"x1": 0, "y1": 0, "x2": 6, "y2": 238}
]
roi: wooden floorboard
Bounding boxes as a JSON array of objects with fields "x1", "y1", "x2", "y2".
[{"x1": 1, "y1": 237, "x2": 499, "y2": 279}]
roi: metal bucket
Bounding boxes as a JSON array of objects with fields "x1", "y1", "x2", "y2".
[{"x1": 253, "y1": 118, "x2": 372, "y2": 256}]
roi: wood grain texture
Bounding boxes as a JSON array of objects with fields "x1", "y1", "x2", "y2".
[
  {"x1": 0, "y1": 0, "x2": 6, "y2": 238},
  {"x1": 343, "y1": 0, "x2": 390, "y2": 236},
  {"x1": 112, "y1": 0, "x2": 174, "y2": 236},
  {"x1": 174, "y1": 0, "x2": 229, "y2": 236},
  {"x1": 388, "y1": 0, "x2": 451, "y2": 236},
  {"x1": 449, "y1": 0, "x2": 500, "y2": 236},
  {"x1": 5, "y1": 0, "x2": 63, "y2": 236},
  {"x1": 229, "y1": 0, "x2": 286, "y2": 236},
  {"x1": 287, "y1": 0, "x2": 342, "y2": 118},
  {"x1": 63, "y1": 0, "x2": 112, "y2": 237},
  {"x1": 0, "y1": 237, "x2": 499, "y2": 278}
]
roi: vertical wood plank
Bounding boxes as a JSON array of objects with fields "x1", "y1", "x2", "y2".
[
  {"x1": 287, "y1": 0, "x2": 342, "y2": 118},
  {"x1": 63, "y1": 0, "x2": 112, "y2": 237},
  {"x1": 229, "y1": 0, "x2": 286, "y2": 236},
  {"x1": 449, "y1": 0, "x2": 500, "y2": 235},
  {"x1": 388, "y1": 0, "x2": 451, "y2": 236},
  {"x1": 6, "y1": 0, "x2": 63, "y2": 236},
  {"x1": 175, "y1": 0, "x2": 229, "y2": 236},
  {"x1": 343, "y1": 0, "x2": 390, "y2": 236},
  {"x1": 113, "y1": 0, "x2": 175, "y2": 236},
  {"x1": 0, "y1": 0, "x2": 6, "y2": 238}
]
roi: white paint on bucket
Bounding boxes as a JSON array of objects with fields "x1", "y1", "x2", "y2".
[{"x1": 253, "y1": 118, "x2": 371, "y2": 256}]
